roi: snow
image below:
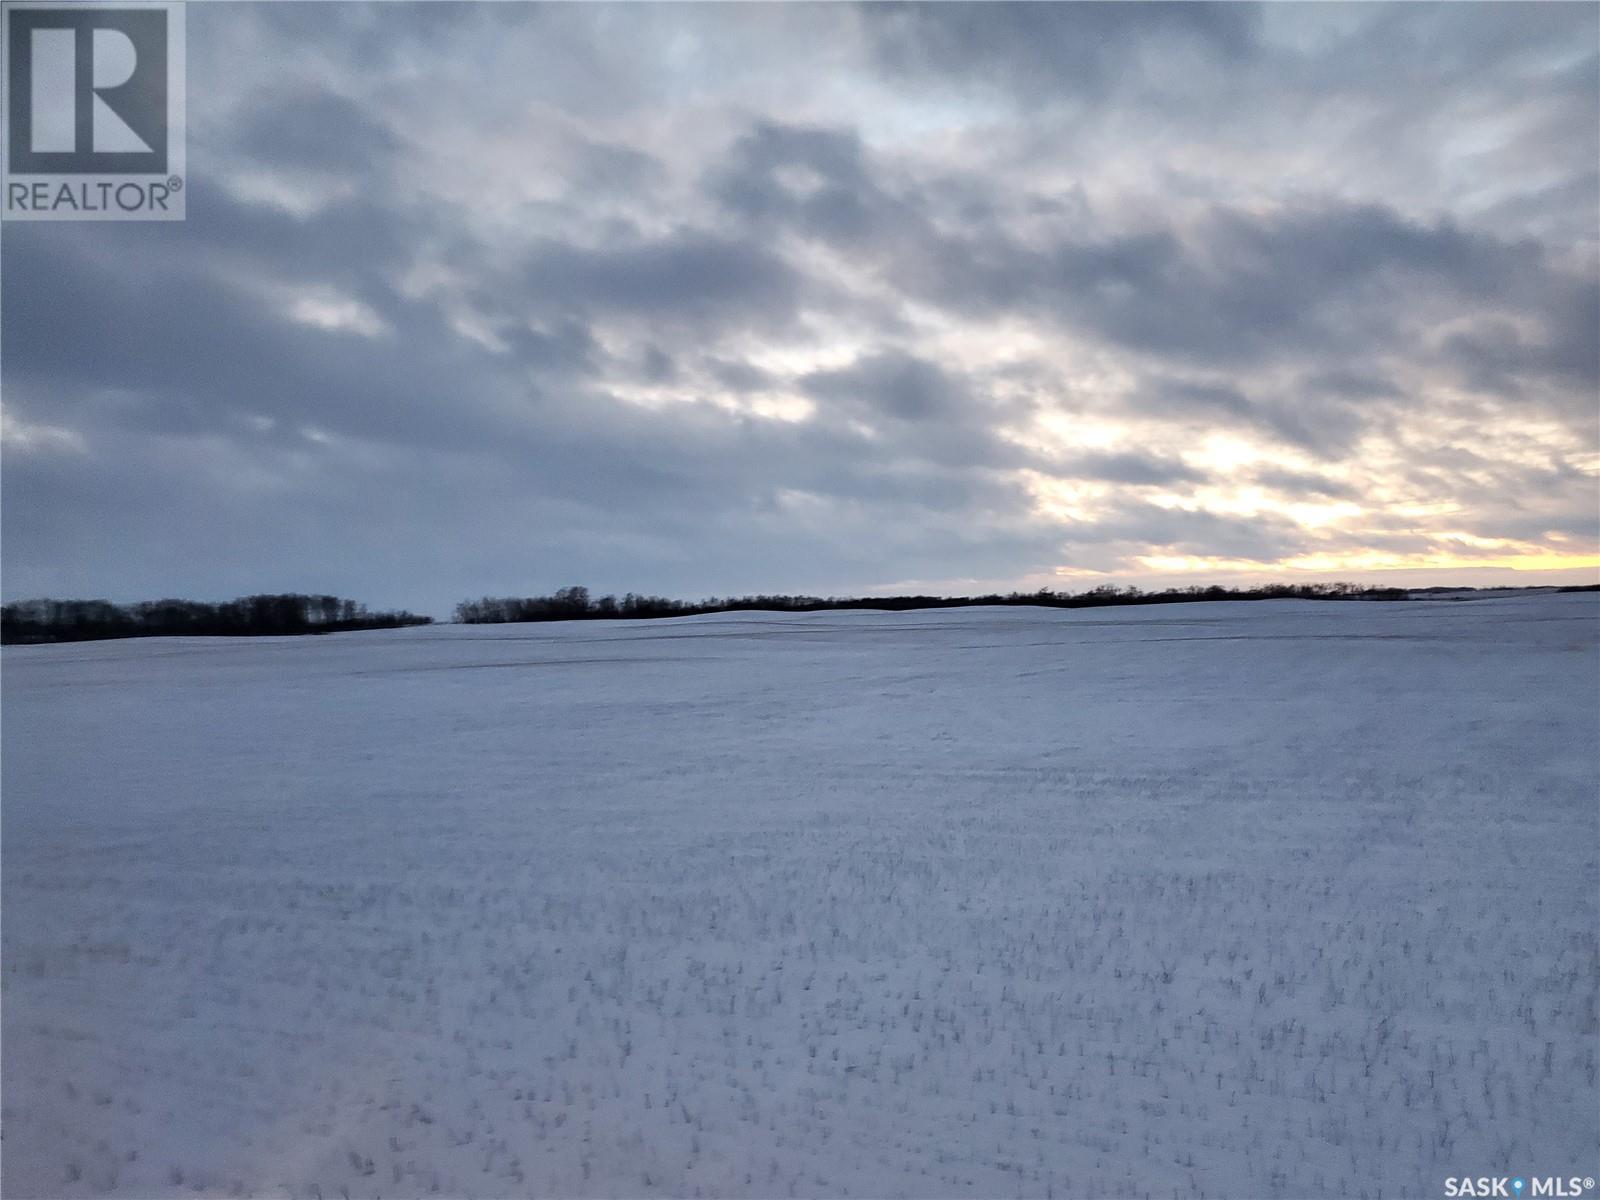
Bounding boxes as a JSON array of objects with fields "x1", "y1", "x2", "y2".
[{"x1": 3, "y1": 594, "x2": 1596, "y2": 1199}]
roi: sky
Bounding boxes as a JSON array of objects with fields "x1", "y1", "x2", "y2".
[{"x1": 3, "y1": 2, "x2": 1597, "y2": 616}]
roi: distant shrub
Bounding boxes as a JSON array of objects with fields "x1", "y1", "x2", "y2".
[
  {"x1": 452, "y1": 581, "x2": 1412, "y2": 625},
  {"x1": 1, "y1": 594, "x2": 432, "y2": 644}
]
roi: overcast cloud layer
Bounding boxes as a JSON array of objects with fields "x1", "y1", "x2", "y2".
[{"x1": 4, "y1": 2, "x2": 1597, "y2": 614}]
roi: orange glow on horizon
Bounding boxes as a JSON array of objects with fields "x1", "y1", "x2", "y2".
[{"x1": 1132, "y1": 551, "x2": 1600, "y2": 576}]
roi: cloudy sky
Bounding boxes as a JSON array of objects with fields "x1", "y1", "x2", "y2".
[{"x1": 4, "y1": 2, "x2": 1597, "y2": 615}]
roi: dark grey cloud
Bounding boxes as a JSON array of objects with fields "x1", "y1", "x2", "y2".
[
  {"x1": 705, "y1": 357, "x2": 773, "y2": 394},
  {"x1": 920, "y1": 202, "x2": 1561, "y2": 371},
  {"x1": 706, "y1": 123, "x2": 1588, "y2": 451},
  {"x1": 519, "y1": 231, "x2": 803, "y2": 329},
  {"x1": 1302, "y1": 370, "x2": 1400, "y2": 402},
  {"x1": 1248, "y1": 468, "x2": 1358, "y2": 502},
  {"x1": 1058, "y1": 499, "x2": 1310, "y2": 567},
  {"x1": 2, "y1": 207, "x2": 499, "y2": 454},
  {"x1": 1057, "y1": 452, "x2": 1207, "y2": 488},
  {"x1": 238, "y1": 1, "x2": 481, "y2": 72},
  {"x1": 801, "y1": 351, "x2": 971, "y2": 423},
  {"x1": 711, "y1": 122, "x2": 896, "y2": 247},
  {"x1": 3, "y1": 2, "x2": 1596, "y2": 611},
  {"x1": 233, "y1": 89, "x2": 402, "y2": 175},
  {"x1": 1129, "y1": 377, "x2": 1369, "y2": 459},
  {"x1": 1437, "y1": 276, "x2": 1600, "y2": 405},
  {"x1": 500, "y1": 319, "x2": 600, "y2": 381},
  {"x1": 863, "y1": 2, "x2": 1261, "y2": 102},
  {"x1": 795, "y1": 350, "x2": 1043, "y2": 474}
]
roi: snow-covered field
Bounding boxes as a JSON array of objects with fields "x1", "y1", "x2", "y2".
[{"x1": 4, "y1": 594, "x2": 1596, "y2": 1199}]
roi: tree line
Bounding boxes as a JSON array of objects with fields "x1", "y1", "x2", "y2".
[
  {"x1": 1, "y1": 594, "x2": 432, "y2": 645},
  {"x1": 11, "y1": 581, "x2": 1580, "y2": 643},
  {"x1": 454, "y1": 581, "x2": 1412, "y2": 624}
]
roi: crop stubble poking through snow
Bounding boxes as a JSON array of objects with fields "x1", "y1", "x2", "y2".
[{"x1": 3, "y1": 595, "x2": 1596, "y2": 1198}]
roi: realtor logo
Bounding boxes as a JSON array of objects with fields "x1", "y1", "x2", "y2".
[{"x1": 3, "y1": 1, "x2": 185, "y2": 219}]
